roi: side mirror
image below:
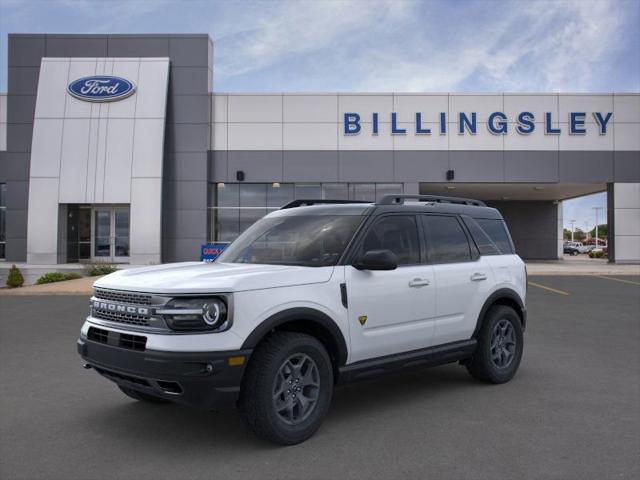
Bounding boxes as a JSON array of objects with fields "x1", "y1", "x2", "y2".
[{"x1": 353, "y1": 249, "x2": 398, "y2": 271}]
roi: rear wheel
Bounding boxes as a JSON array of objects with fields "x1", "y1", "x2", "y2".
[
  {"x1": 466, "y1": 305, "x2": 523, "y2": 384},
  {"x1": 239, "y1": 332, "x2": 333, "y2": 445},
  {"x1": 118, "y1": 385, "x2": 169, "y2": 403}
]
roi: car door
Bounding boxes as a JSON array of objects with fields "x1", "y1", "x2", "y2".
[
  {"x1": 345, "y1": 214, "x2": 436, "y2": 363},
  {"x1": 422, "y1": 214, "x2": 493, "y2": 345}
]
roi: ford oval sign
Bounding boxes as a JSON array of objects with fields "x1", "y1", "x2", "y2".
[{"x1": 67, "y1": 76, "x2": 136, "y2": 102}]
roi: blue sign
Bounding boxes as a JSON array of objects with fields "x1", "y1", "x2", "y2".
[
  {"x1": 201, "y1": 243, "x2": 228, "y2": 262},
  {"x1": 344, "y1": 111, "x2": 613, "y2": 136},
  {"x1": 67, "y1": 76, "x2": 136, "y2": 102}
]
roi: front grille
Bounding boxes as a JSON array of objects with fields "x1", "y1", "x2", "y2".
[
  {"x1": 119, "y1": 333, "x2": 147, "y2": 351},
  {"x1": 94, "y1": 288, "x2": 152, "y2": 305},
  {"x1": 92, "y1": 309, "x2": 150, "y2": 326},
  {"x1": 88, "y1": 326, "x2": 109, "y2": 344},
  {"x1": 86, "y1": 326, "x2": 147, "y2": 352}
]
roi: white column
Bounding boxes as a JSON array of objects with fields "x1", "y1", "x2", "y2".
[{"x1": 613, "y1": 183, "x2": 640, "y2": 264}]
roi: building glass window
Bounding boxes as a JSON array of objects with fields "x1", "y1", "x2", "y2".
[
  {"x1": 375, "y1": 183, "x2": 404, "y2": 201},
  {"x1": 295, "y1": 183, "x2": 322, "y2": 199},
  {"x1": 267, "y1": 183, "x2": 294, "y2": 208},
  {"x1": 239, "y1": 184, "x2": 268, "y2": 234},
  {"x1": 0, "y1": 183, "x2": 6, "y2": 259},
  {"x1": 208, "y1": 182, "x2": 403, "y2": 243},
  {"x1": 349, "y1": 183, "x2": 375, "y2": 201},
  {"x1": 322, "y1": 183, "x2": 348, "y2": 200}
]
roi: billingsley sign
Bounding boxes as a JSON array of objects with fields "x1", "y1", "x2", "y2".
[
  {"x1": 343, "y1": 111, "x2": 613, "y2": 136},
  {"x1": 68, "y1": 76, "x2": 136, "y2": 102}
]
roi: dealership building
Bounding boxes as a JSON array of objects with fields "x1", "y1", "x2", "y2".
[{"x1": 0, "y1": 33, "x2": 638, "y2": 268}]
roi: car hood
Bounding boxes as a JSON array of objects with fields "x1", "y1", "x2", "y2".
[{"x1": 93, "y1": 262, "x2": 335, "y2": 294}]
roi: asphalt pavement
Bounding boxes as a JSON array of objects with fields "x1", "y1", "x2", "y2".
[{"x1": 1, "y1": 275, "x2": 639, "y2": 480}]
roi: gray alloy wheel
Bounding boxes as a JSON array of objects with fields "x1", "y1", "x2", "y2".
[
  {"x1": 465, "y1": 305, "x2": 523, "y2": 384},
  {"x1": 272, "y1": 353, "x2": 320, "y2": 425},
  {"x1": 239, "y1": 331, "x2": 334, "y2": 445},
  {"x1": 490, "y1": 319, "x2": 517, "y2": 369}
]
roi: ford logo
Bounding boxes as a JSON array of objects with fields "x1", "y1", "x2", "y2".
[{"x1": 67, "y1": 76, "x2": 136, "y2": 102}]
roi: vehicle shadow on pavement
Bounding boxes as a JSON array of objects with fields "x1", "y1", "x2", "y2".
[{"x1": 74, "y1": 364, "x2": 486, "y2": 450}]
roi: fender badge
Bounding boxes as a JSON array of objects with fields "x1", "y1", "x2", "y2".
[{"x1": 358, "y1": 315, "x2": 368, "y2": 326}]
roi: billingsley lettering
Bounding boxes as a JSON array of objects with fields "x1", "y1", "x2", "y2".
[{"x1": 343, "y1": 111, "x2": 613, "y2": 136}]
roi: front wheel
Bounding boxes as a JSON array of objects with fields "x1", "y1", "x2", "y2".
[
  {"x1": 239, "y1": 332, "x2": 334, "y2": 445},
  {"x1": 466, "y1": 305, "x2": 523, "y2": 384}
]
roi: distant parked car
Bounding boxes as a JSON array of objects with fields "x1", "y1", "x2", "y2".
[
  {"x1": 564, "y1": 243, "x2": 581, "y2": 256},
  {"x1": 564, "y1": 242, "x2": 584, "y2": 255},
  {"x1": 590, "y1": 245, "x2": 608, "y2": 258}
]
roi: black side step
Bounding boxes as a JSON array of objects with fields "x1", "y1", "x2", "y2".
[{"x1": 337, "y1": 339, "x2": 477, "y2": 384}]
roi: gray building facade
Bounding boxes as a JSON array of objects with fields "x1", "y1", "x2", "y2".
[{"x1": 0, "y1": 33, "x2": 638, "y2": 265}]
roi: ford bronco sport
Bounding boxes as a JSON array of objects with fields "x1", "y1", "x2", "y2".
[{"x1": 77, "y1": 194, "x2": 526, "y2": 444}]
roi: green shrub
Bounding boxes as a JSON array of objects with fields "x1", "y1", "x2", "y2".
[
  {"x1": 36, "y1": 272, "x2": 83, "y2": 285},
  {"x1": 589, "y1": 250, "x2": 605, "y2": 259},
  {"x1": 87, "y1": 264, "x2": 118, "y2": 276},
  {"x1": 6, "y1": 264, "x2": 24, "y2": 288}
]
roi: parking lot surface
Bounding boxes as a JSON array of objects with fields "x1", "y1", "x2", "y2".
[{"x1": 1, "y1": 275, "x2": 639, "y2": 480}]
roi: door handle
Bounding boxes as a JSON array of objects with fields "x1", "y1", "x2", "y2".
[
  {"x1": 409, "y1": 278, "x2": 430, "y2": 287},
  {"x1": 470, "y1": 272, "x2": 487, "y2": 281}
]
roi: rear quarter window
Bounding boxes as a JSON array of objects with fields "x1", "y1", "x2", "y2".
[{"x1": 475, "y1": 218, "x2": 515, "y2": 255}]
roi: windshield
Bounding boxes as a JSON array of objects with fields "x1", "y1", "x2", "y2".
[{"x1": 217, "y1": 215, "x2": 364, "y2": 267}]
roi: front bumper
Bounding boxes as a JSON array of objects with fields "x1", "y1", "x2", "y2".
[{"x1": 77, "y1": 335, "x2": 252, "y2": 410}]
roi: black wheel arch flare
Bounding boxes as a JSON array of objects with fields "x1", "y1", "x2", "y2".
[
  {"x1": 473, "y1": 288, "x2": 526, "y2": 338},
  {"x1": 241, "y1": 308, "x2": 349, "y2": 368}
]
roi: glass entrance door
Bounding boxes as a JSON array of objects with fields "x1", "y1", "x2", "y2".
[{"x1": 92, "y1": 206, "x2": 130, "y2": 263}]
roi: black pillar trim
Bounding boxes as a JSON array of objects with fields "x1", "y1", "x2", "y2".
[{"x1": 607, "y1": 183, "x2": 615, "y2": 263}]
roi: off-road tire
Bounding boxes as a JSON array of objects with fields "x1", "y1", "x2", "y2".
[
  {"x1": 239, "y1": 332, "x2": 334, "y2": 445},
  {"x1": 466, "y1": 305, "x2": 523, "y2": 384},
  {"x1": 118, "y1": 385, "x2": 169, "y2": 403}
]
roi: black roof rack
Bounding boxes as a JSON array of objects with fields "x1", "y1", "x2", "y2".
[
  {"x1": 377, "y1": 194, "x2": 486, "y2": 207},
  {"x1": 280, "y1": 199, "x2": 372, "y2": 210}
]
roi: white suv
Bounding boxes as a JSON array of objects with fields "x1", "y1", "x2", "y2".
[{"x1": 78, "y1": 195, "x2": 527, "y2": 444}]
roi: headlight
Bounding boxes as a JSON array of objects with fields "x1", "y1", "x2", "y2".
[{"x1": 157, "y1": 297, "x2": 229, "y2": 332}]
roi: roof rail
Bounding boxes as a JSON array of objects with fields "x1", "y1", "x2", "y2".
[
  {"x1": 377, "y1": 194, "x2": 486, "y2": 207},
  {"x1": 280, "y1": 199, "x2": 372, "y2": 210}
]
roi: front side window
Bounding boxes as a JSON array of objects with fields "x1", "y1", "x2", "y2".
[
  {"x1": 359, "y1": 215, "x2": 420, "y2": 265},
  {"x1": 422, "y1": 215, "x2": 472, "y2": 264},
  {"x1": 217, "y1": 215, "x2": 363, "y2": 267}
]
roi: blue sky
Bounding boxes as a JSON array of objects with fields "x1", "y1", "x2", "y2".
[{"x1": 1, "y1": 0, "x2": 638, "y2": 228}]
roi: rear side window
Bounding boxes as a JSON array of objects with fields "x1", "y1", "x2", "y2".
[
  {"x1": 475, "y1": 219, "x2": 514, "y2": 254},
  {"x1": 462, "y1": 216, "x2": 500, "y2": 256},
  {"x1": 422, "y1": 215, "x2": 472, "y2": 264},
  {"x1": 360, "y1": 215, "x2": 420, "y2": 265}
]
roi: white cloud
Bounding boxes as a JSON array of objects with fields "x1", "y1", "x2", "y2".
[
  {"x1": 214, "y1": 0, "x2": 636, "y2": 92},
  {"x1": 1, "y1": 0, "x2": 636, "y2": 92},
  {"x1": 214, "y1": 0, "x2": 412, "y2": 79},
  {"x1": 348, "y1": 0, "x2": 629, "y2": 92}
]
